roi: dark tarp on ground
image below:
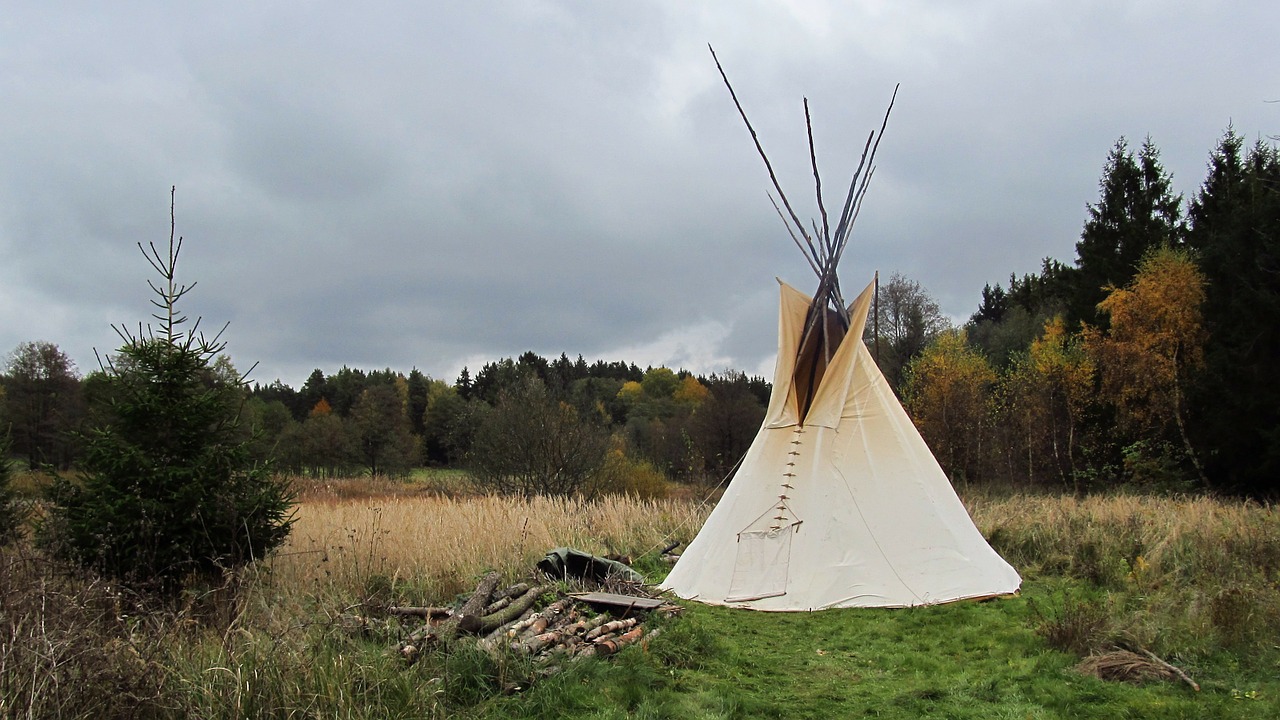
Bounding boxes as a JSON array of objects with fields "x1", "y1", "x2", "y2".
[{"x1": 538, "y1": 547, "x2": 644, "y2": 583}]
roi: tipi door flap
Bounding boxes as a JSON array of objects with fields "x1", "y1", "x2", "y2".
[{"x1": 726, "y1": 523, "x2": 796, "y2": 603}]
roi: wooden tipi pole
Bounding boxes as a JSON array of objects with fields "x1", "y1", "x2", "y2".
[{"x1": 874, "y1": 270, "x2": 880, "y2": 362}]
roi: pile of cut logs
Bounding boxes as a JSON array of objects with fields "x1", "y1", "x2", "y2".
[{"x1": 387, "y1": 571, "x2": 679, "y2": 666}]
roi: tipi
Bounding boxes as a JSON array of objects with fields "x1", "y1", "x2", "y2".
[{"x1": 660, "y1": 50, "x2": 1021, "y2": 610}]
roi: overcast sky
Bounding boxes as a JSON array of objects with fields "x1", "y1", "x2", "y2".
[{"x1": 1, "y1": 2, "x2": 1274, "y2": 388}]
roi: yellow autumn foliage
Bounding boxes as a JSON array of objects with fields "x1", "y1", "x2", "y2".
[
  {"x1": 903, "y1": 329, "x2": 996, "y2": 480},
  {"x1": 673, "y1": 375, "x2": 710, "y2": 406},
  {"x1": 1087, "y1": 247, "x2": 1207, "y2": 434},
  {"x1": 616, "y1": 380, "x2": 644, "y2": 403},
  {"x1": 1000, "y1": 315, "x2": 1095, "y2": 487}
]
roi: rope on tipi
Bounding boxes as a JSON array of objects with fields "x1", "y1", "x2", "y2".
[{"x1": 639, "y1": 449, "x2": 747, "y2": 560}]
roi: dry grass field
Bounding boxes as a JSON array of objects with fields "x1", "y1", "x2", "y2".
[
  {"x1": 274, "y1": 485, "x2": 711, "y2": 602},
  {"x1": 4, "y1": 474, "x2": 1279, "y2": 718}
]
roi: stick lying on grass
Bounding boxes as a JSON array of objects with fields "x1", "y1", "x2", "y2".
[
  {"x1": 386, "y1": 606, "x2": 450, "y2": 619},
  {"x1": 1139, "y1": 647, "x2": 1200, "y2": 692},
  {"x1": 1076, "y1": 645, "x2": 1200, "y2": 692}
]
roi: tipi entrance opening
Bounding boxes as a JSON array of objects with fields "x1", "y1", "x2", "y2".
[{"x1": 726, "y1": 447, "x2": 805, "y2": 603}]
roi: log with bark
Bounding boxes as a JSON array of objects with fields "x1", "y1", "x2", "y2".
[
  {"x1": 477, "y1": 585, "x2": 551, "y2": 635},
  {"x1": 386, "y1": 606, "x2": 451, "y2": 619},
  {"x1": 484, "y1": 596, "x2": 512, "y2": 616},
  {"x1": 596, "y1": 625, "x2": 646, "y2": 656},
  {"x1": 585, "y1": 617, "x2": 637, "y2": 641},
  {"x1": 418, "y1": 570, "x2": 502, "y2": 644},
  {"x1": 379, "y1": 566, "x2": 676, "y2": 692}
]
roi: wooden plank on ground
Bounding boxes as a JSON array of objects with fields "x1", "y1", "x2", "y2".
[{"x1": 569, "y1": 592, "x2": 666, "y2": 611}]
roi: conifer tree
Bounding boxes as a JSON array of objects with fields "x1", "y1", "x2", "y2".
[
  {"x1": 405, "y1": 368, "x2": 431, "y2": 436},
  {"x1": 1071, "y1": 137, "x2": 1182, "y2": 328},
  {"x1": 348, "y1": 383, "x2": 419, "y2": 476},
  {"x1": 1184, "y1": 131, "x2": 1280, "y2": 496},
  {"x1": 45, "y1": 190, "x2": 293, "y2": 595}
]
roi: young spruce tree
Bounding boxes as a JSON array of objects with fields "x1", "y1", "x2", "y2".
[{"x1": 46, "y1": 189, "x2": 293, "y2": 595}]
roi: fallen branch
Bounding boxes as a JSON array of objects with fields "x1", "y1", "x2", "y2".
[
  {"x1": 1139, "y1": 648, "x2": 1199, "y2": 692},
  {"x1": 387, "y1": 606, "x2": 451, "y2": 619}
]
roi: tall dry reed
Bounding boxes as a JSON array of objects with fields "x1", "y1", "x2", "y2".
[
  {"x1": 968, "y1": 492, "x2": 1280, "y2": 657},
  {"x1": 269, "y1": 494, "x2": 711, "y2": 604},
  {"x1": 970, "y1": 493, "x2": 1280, "y2": 586}
]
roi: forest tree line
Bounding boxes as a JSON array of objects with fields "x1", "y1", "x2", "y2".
[
  {"x1": 893, "y1": 130, "x2": 1278, "y2": 498},
  {"x1": 2, "y1": 129, "x2": 1276, "y2": 498},
  {"x1": 0, "y1": 341, "x2": 773, "y2": 496}
]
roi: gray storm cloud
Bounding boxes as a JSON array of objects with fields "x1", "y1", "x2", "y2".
[{"x1": 1, "y1": 1, "x2": 1273, "y2": 387}]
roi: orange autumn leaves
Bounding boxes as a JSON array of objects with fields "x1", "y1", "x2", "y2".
[
  {"x1": 1087, "y1": 248, "x2": 1207, "y2": 437},
  {"x1": 903, "y1": 247, "x2": 1206, "y2": 486}
]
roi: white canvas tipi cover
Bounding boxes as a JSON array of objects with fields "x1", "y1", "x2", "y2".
[{"x1": 661, "y1": 279, "x2": 1021, "y2": 610}]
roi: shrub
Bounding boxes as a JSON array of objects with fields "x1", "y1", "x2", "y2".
[
  {"x1": 468, "y1": 375, "x2": 609, "y2": 497},
  {"x1": 1029, "y1": 587, "x2": 1114, "y2": 656},
  {"x1": 0, "y1": 431, "x2": 21, "y2": 544},
  {"x1": 593, "y1": 449, "x2": 670, "y2": 499},
  {"x1": 0, "y1": 550, "x2": 170, "y2": 718}
]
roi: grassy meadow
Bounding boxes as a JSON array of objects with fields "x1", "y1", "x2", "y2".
[{"x1": 2, "y1": 474, "x2": 1279, "y2": 718}]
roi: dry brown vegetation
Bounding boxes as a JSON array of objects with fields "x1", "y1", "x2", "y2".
[
  {"x1": 274, "y1": 479, "x2": 711, "y2": 603},
  {"x1": 972, "y1": 492, "x2": 1280, "y2": 593},
  {"x1": 971, "y1": 491, "x2": 1280, "y2": 660},
  {"x1": 3, "y1": 476, "x2": 1279, "y2": 717}
]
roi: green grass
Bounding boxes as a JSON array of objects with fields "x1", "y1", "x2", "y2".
[
  {"x1": 468, "y1": 579, "x2": 1280, "y2": 719},
  {"x1": 114, "y1": 577, "x2": 1275, "y2": 719}
]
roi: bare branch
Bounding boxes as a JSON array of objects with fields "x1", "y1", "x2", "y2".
[
  {"x1": 711, "y1": 48, "x2": 895, "y2": 335},
  {"x1": 810, "y1": 219, "x2": 826, "y2": 262},
  {"x1": 831, "y1": 166, "x2": 877, "y2": 274},
  {"x1": 831, "y1": 130, "x2": 875, "y2": 249}
]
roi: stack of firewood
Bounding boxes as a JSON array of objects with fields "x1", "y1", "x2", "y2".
[{"x1": 388, "y1": 571, "x2": 679, "y2": 666}]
